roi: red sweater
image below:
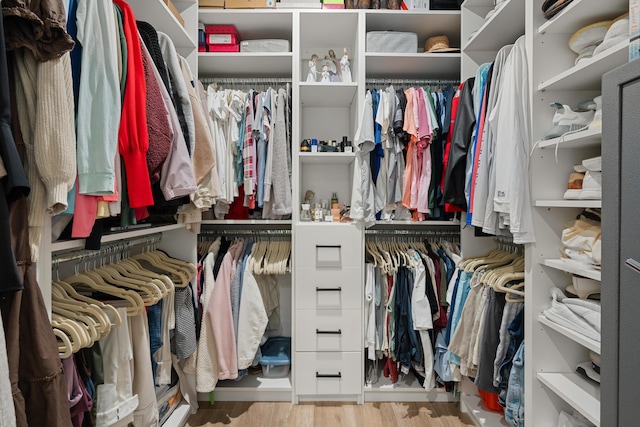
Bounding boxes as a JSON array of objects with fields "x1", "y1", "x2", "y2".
[{"x1": 114, "y1": 0, "x2": 154, "y2": 208}]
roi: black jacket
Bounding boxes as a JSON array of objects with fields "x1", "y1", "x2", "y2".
[{"x1": 443, "y1": 78, "x2": 475, "y2": 210}]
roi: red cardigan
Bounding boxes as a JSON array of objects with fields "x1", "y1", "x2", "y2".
[{"x1": 114, "y1": 0, "x2": 154, "y2": 208}]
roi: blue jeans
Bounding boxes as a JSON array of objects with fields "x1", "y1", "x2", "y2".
[
  {"x1": 504, "y1": 342, "x2": 525, "y2": 426},
  {"x1": 148, "y1": 301, "x2": 163, "y2": 384}
]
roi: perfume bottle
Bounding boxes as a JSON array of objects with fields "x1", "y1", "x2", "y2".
[
  {"x1": 300, "y1": 204, "x2": 311, "y2": 221},
  {"x1": 300, "y1": 139, "x2": 310, "y2": 152}
]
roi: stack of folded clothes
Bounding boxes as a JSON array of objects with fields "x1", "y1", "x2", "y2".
[
  {"x1": 543, "y1": 287, "x2": 601, "y2": 342},
  {"x1": 560, "y1": 209, "x2": 601, "y2": 268}
]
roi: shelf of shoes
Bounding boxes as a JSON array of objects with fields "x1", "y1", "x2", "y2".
[
  {"x1": 538, "y1": 314, "x2": 601, "y2": 354},
  {"x1": 537, "y1": 127, "x2": 601, "y2": 149}
]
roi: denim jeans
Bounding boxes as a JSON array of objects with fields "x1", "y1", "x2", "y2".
[
  {"x1": 148, "y1": 300, "x2": 163, "y2": 384},
  {"x1": 504, "y1": 342, "x2": 525, "y2": 426}
]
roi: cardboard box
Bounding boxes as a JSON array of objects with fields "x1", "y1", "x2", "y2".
[
  {"x1": 163, "y1": 0, "x2": 184, "y2": 26},
  {"x1": 225, "y1": 0, "x2": 275, "y2": 9},
  {"x1": 199, "y1": 0, "x2": 225, "y2": 8}
]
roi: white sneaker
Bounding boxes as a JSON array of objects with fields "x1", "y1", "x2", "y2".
[
  {"x1": 578, "y1": 170, "x2": 602, "y2": 199},
  {"x1": 543, "y1": 102, "x2": 595, "y2": 140},
  {"x1": 588, "y1": 96, "x2": 602, "y2": 130},
  {"x1": 582, "y1": 155, "x2": 601, "y2": 172}
]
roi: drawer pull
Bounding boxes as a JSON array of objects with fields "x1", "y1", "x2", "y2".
[
  {"x1": 316, "y1": 286, "x2": 342, "y2": 292},
  {"x1": 316, "y1": 329, "x2": 342, "y2": 335},
  {"x1": 316, "y1": 372, "x2": 342, "y2": 378},
  {"x1": 625, "y1": 258, "x2": 640, "y2": 273},
  {"x1": 316, "y1": 245, "x2": 342, "y2": 249}
]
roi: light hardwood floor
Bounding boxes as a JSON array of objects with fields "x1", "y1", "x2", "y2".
[{"x1": 187, "y1": 401, "x2": 476, "y2": 427}]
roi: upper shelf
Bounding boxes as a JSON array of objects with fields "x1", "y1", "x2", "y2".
[
  {"x1": 300, "y1": 82, "x2": 358, "y2": 108},
  {"x1": 129, "y1": 0, "x2": 196, "y2": 52},
  {"x1": 198, "y1": 52, "x2": 293, "y2": 78},
  {"x1": 365, "y1": 10, "x2": 461, "y2": 48},
  {"x1": 540, "y1": 258, "x2": 601, "y2": 281},
  {"x1": 51, "y1": 224, "x2": 187, "y2": 253},
  {"x1": 198, "y1": 9, "x2": 293, "y2": 42},
  {"x1": 538, "y1": 40, "x2": 629, "y2": 91},
  {"x1": 538, "y1": 0, "x2": 629, "y2": 35},
  {"x1": 365, "y1": 53, "x2": 461, "y2": 80},
  {"x1": 463, "y1": 0, "x2": 524, "y2": 52},
  {"x1": 537, "y1": 127, "x2": 601, "y2": 149}
]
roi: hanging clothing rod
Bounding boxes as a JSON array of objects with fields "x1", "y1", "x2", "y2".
[
  {"x1": 365, "y1": 78, "x2": 459, "y2": 87},
  {"x1": 199, "y1": 228, "x2": 292, "y2": 237},
  {"x1": 365, "y1": 229, "x2": 460, "y2": 237},
  {"x1": 200, "y1": 76, "x2": 292, "y2": 86},
  {"x1": 52, "y1": 233, "x2": 163, "y2": 266}
]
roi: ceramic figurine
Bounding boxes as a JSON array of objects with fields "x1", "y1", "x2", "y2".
[
  {"x1": 306, "y1": 54, "x2": 319, "y2": 82},
  {"x1": 340, "y1": 48, "x2": 352, "y2": 83}
]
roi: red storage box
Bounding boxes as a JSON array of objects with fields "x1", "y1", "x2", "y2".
[
  {"x1": 207, "y1": 44, "x2": 240, "y2": 52},
  {"x1": 204, "y1": 24, "x2": 239, "y2": 46}
]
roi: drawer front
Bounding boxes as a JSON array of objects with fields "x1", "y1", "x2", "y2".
[
  {"x1": 295, "y1": 309, "x2": 361, "y2": 352},
  {"x1": 295, "y1": 267, "x2": 362, "y2": 310},
  {"x1": 294, "y1": 225, "x2": 363, "y2": 269},
  {"x1": 295, "y1": 352, "x2": 361, "y2": 395}
]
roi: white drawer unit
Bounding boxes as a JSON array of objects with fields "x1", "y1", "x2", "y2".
[
  {"x1": 295, "y1": 352, "x2": 362, "y2": 395},
  {"x1": 295, "y1": 267, "x2": 361, "y2": 310},
  {"x1": 294, "y1": 225, "x2": 363, "y2": 269},
  {"x1": 295, "y1": 309, "x2": 361, "y2": 352}
]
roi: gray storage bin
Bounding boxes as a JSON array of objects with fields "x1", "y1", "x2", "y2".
[
  {"x1": 240, "y1": 39, "x2": 290, "y2": 52},
  {"x1": 366, "y1": 31, "x2": 418, "y2": 53}
]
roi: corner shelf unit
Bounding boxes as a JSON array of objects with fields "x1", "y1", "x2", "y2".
[{"x1": 526, "y1": 0, "x2": 614, "y2": 424}]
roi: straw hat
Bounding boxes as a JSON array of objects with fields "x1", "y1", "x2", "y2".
[
  {"x1": 568, "y1": 20, "x2": 610, "y2": 54},
  {"x1": 424, "y1": 35, "x2": 460, "y2": 53}
]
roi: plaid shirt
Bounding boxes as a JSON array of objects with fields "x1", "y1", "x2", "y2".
[{"x1": 242, "y1": 91, "x2": 256, "y2": 209}]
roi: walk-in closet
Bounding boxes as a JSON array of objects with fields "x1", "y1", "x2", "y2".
[{"x1": 0, "y1": 0, "x2": 633, "y2": 426}]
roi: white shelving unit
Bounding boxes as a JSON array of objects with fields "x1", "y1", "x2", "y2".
[
  {"x1": 537, "y1": 373, "x2": 600, "y2": 426},
  {"x1": 459, "y1": 0, "x2": 525, "y2": 423},
  {"x1": 538, "y1": 314, "x2": 601, "y2": 354},
  {"x1": 526, "y1": 0, "x2": 615, "y2": 423},
  {"x1": 196, "y1": 7, "x2": 461, "y2": 406}
]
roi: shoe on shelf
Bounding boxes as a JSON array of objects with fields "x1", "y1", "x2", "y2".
[
  {"x1": 564, "y1": 171, "x2": 585, "y2": 199},
  {"x1": 578, "y1": 170, "x2": 602, "y2": 199},
  {"x1": 581, "y1": 155, "x2": 601, "y2": 172},
  {"x1": 543, "y1": 102, "x2": 595, "y2": 140},
  {"x1": 588, "y1": 96, "x2": 602, "y2": 130}
]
